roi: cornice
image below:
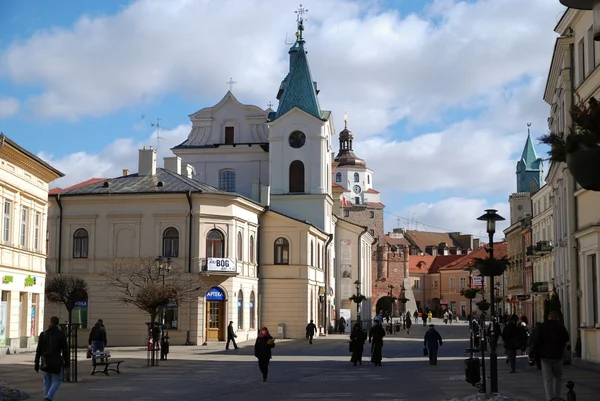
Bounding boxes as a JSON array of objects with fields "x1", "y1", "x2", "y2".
[{"x1": 0, "y1": 138, "x2": 63, "y2": 182}]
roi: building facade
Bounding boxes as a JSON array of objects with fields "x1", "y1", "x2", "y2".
[{"x1": 0, "y1": 134, "x2": 63, "y2": 352}]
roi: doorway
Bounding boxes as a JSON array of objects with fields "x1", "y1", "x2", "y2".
[{"x1": 206, "y1": 301, "x2": 224, "y2": 341}]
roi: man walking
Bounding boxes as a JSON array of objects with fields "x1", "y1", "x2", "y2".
[
  {"x1": 534, "y1": 311, "x2": 570, "y2": 401},
  {"x1": 34, "y1": 316, "x2": 69, "y2": 401},
  {"x1": 226, "y1": 321, "x2": 239, "y2": 350},
  {"x1": 424, "y1": 324, "x2": 443, "y2": 366},
  {"x1": 88, "y1": 319, "x2": 107, "y2": 365},
  {"x1": 306, "y1": 320, "x2": 317, "y2": 344}
]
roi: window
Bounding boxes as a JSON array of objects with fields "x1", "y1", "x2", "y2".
[
  {"x1": 73, "y1": 228, "x2": 89, "y2": 258},
  {"x1": 367, "y1": 175, "x2": 370, "y2": 184},
  {"x1": 20, "y1": 207, "x2": 28, "y2": 247},
  {"x1": 587, "y1": 26, "x2": 596, "y2": 73},
  {"x1": 219, "y1": 169, "x2": 236, "y2": 192},
  {"x1": 310, "y1": 240, "x2": 314, "y2": 266},
  {"x1": 369, "y1": 211, "x2": 374, "y2": 218},
  {"x1": 249, "y1": 235, "x2": 255, "y2": 263},
  {"x1": 225, "y1": 127, "x2": 234, "y2": 145},
  {"x1": 335, "y1": 172, "x2": 341, "y2": 182},
  {"x1": 354, "y1": 197, "x2": 360, "y2": 204},
  {"x1": 71, "y1": 301, "x2": 89, "y2": 329},
  {"x1": 590, "y1": 254, "x2": 598, "y2": 326},
  {"x1": 237, "y1": 290, "x2": 244, "y2": 329},
  {"x1": 353, "y1": 173, "x2": 359, "y2": 182},
  {"x1": 289, "y1": 160, "x2": 305, "y2": 193},
  {"x1": 413, "y1": 279, "x2": 420, "y2": 289},
  {"x1": 206, "y1": 230, "x2": 225, "y2": 258},
  {"x1": 274, "y1": 237, "x2": 289, "y2": 265},
  {"x1": 164, "y1": 299, "x2": 178, "y2": 330},
  {"x1": 578, "y1": 38, "x2": 585, "y2": 84},
  {"x1": 459, "y1": 277, "x2": 466, "y2": 289},
  {"x1": 250, "y1": 291, "x2": 256, "y2": 329},
  {"x1": 449, "y1": 277, "x2": 456, "y2": 289},
  {"x1": 288, "y1": 131, "x2": 306, "y2": 148},
  {"x1": 34, "y1": 212, "x2": 40, "y2": 252},
  {"x1": 433, "y1": 280, "x2": 438, "y2": 289},
  {"x1": 162, "y1": 227, "x2": 179, "y2": 258},
  {"x1": 369, "y1": 229, "x2": 374, "y2": 236},
  {"x1": 343, "y1": 210, "x2": 349, "y2": 217},
  {"x1": 237, "y1": 232, "x2": 243, "y2": 261},
  {"x1": 318, "y1": 243, "x2": 322, "y2": 269},
  {"x1": 2, "y1": 201, "x2": 11, "y2": 244}
]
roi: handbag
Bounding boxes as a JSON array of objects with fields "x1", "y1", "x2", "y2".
[
  {"x1": 423, "y1": 347, "x2": 428, "y2": 356},
  {"x1": 86, "y1": 345, "x2": 92, "y2": 359}
]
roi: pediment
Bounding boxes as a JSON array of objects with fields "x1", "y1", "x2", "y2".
[{"x1": 189, "y1": 91, "x2": 267, "y2": 121}]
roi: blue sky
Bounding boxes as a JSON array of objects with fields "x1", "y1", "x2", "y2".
[{"x1": 0, "y1": 0, "x2": 564, "y2": 236}]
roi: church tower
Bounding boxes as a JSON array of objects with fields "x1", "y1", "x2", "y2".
[
  {"x1": 267, "y1": 9, "x2": 334, "y2": 233},
  {"x1": 516, "y1": 124, "x2": 543, "y2": 193}
]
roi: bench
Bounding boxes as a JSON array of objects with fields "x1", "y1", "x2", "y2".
[{"x1": 91, "y1": 351, "x2": 124, "y2": 376}]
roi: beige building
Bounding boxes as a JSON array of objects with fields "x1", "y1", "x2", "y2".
[
  {"x1": 0, "y1": 134, "x2": 63, "y2": 352},
  {"x1": 545, "y1": 7, "x2": 600, "y2": 363}
]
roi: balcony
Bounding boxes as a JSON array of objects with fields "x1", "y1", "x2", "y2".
[
  {"x1": 199, "y1": 258, "x2": 238, "y2": 276},
  {"x1": 531, "y1": 281, "x2": 549, "y2": 294},
  {"x1": 526, "y1": 241, "x2": 553, "y2": 260}
]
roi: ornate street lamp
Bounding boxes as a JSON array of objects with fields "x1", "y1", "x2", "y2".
[
  {"x1": 476, "y1": 209, "x2": 505, "y2": 394},
  {"x1": 349, "y1": 280, "x2": 365, "y2": 327},
  {"x1": 560, "y1": 0, "x2": 600, "y2": 41},
  {"x1": 155, "y1": 256, "x2": 172, "y2": 361}
]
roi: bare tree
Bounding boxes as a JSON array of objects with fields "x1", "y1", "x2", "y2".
[{"x1": 45, "y1": 276, "x2": 89, "y2": 325}]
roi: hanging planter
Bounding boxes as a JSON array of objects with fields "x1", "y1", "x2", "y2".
[
  {"x1": 460, "y1": 286, "x2": 482, "y2": 299},
  {"x1": 495, "y1": 295, "x2": 507, "y2": 303},
  {"x1": 349, "y1": 294, "x2": 366, "y2": 304},
  {"x1": 476, "y1": 300, "x2": 490, "y2": 311},
  {"x1": 531, "y1": 282, "x2": 549, "y2": 293},
  {"x1": 473, "y1": 256, "x2": 509, "y2": 277},
  {"x1": 540, "y1": 98, "x2": 600, "y2": 191}
]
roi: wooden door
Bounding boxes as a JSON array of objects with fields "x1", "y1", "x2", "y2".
[{"x1": 206, "y1": 301, "x2": 223, "y2": 341}]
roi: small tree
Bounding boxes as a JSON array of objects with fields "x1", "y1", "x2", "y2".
[{"x1": 45, "y1": 275, "x2": 89, "y2": 326}]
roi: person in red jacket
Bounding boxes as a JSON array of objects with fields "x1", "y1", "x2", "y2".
[{"x1": 254, "y1": 327, "x2": 275, "y2": 382}]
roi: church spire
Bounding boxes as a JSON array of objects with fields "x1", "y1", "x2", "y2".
[
  {"x1": 516, "y1": 123, "x2": 543, "y2": 193},
  {"x1": 334, "y1": 112, "x2": 366, "y2": 167},
  {"x1": 520, "y1": 123, "x2": 539, "y2": 168},
  {"x1": 273, "y1": 5, "x2": 322, "y2": 120}
]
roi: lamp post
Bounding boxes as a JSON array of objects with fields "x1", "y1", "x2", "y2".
[
  {"x1": 354, "y1": 280, "x2": 362, "y2": 325},
  {"x1": 155, "y1": 256, "x2": 172, "y2": 361},
  {"x1": 387, "y1": 284, "x2": 395, "y2": 318},
  {"x1": 560, "y1": 0, "x2": 600, "y2": 41},
  {"x1": 477, "y1": 209, "x2": 505, "y2": 394}
]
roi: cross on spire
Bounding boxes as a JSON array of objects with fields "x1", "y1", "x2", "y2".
[
  {"x1": 226, "y1": 77, "x2": 237, "y2": 92},
  {"x1": 295, "y1": 4, "x2": 308, "y2": 22},
  {"x1": 344, "y1": 110, "x2": 348, "y2": 129},
  {"x1": 527, "y1": 122, "x2": 532, "y2": 136},
  {"x1": 267, "y1": 101, "x2": 273, "y2": 108}
]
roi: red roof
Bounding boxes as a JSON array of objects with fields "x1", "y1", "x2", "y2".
[
  {"x1": 49, "y1": 178, "x2": 108, "y2": 195},
  {"x1": 366, "y1": 202, "x2": 385, "y2": 208},
  {"x1": 382, "y1": 235, "x2": 411, "y2": 247},
  {"x1": 438, "y1": 242, "x2": 508, "y2": 271},
  {"x1": 365, "y1": 188, "x2": 380, "y2": 194},
  {"x1": 409, "y1": 255, "x2": 437, "y2": 273}
]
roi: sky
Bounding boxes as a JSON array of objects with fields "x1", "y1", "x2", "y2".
[{"x1": 0, "y1": 0, "x2": 566, "y2": 239}]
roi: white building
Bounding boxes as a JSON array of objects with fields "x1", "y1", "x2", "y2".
[{"x1": 0, "y1": 134, "x2": 63, "y2": 353}]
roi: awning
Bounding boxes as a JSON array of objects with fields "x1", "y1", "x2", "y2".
[{"x1": 439, "y1": 300, "x2": 448, "y2": 305}]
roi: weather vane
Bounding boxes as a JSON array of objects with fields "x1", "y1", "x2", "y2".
[{"x1": 344, "y1": 110, "x2": 348, "y2": 128}]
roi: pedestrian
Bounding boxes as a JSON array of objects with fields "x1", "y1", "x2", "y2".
[
  {"x1": 424, "y1": 324, "x2": 443, "y2": 365},
  {"x1": 422, "y1": 311, "x2": 428, "y2": 327},
  {"x1": 405, "y1": 313, "x2": 412, "y2": 335},
  {"x1": 88, "y1": 319, "x2": 107, "y2": 366},
  {"x1": 349, "y1": 323, "x2": 366, "y2": 366},
  {"x1": 368, "y1": 319, "x2": 386, "y2": 366},
  {"x1": 528, "y1": 322, "x2": 542, "y2": 370},
  {"x1": 443, "y1": 311, "x2": 449, "y2": 324},
  {"x1": 501, "y1": 314, "x2": 522, "y2": 373},
  {"x1": 254, "y1": 327, "x2": 275, "y2": 382},
  {"x1": 427, "y1": 311, "x2": 433, "y2": 323},
  {"x1": 305, "y1": 319, "x2": 317, "y2": 344},
  {"x1": 226, "y1": 321, "x2": 239, "y2": 350},
  {"x1": 34, "y1": 316, "x2": 69, "y2": 401},
  {"x1": 413, "y1": 310, "x2": 419, "y2": 324},
  {"x1": 535, "y1": 311, "x2": 570, "y2": 401},
  {"x1": 338, "y1": 316, "x2": 346, "y2": 334}
]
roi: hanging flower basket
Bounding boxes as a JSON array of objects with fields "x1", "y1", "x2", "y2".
[
  {"x1": 531, "y1": 282, "x2": 549, "y2": 293},
  {"x1": 473, "y1": 256, "x2": 509, "y2": 277},
  {"x1": 566, "y1": 147, "x2": 600, "y2": 191},
  {"x1": 476, "y1": 300, "x2": 490, "y2": 311},
  {"x1": 349, "y1": 294, "x2": 366, "y2": 304},
  {"x1": 398, "y1": 297, "x2": 409, "y2": 304},
  {"x1": 460, "y1": 287, "x2": 482, "y2": 299},
  {"x1": 495, "y1": 295, "x2": 507, "y2": 303}
]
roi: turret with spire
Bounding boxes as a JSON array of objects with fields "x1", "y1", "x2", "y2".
[
  {"x1": 334, "y1": 111, "x2": 366, "y2": 167},
  {"x1": 516, "y1": 123, "x2": 543, "y2": 193}
]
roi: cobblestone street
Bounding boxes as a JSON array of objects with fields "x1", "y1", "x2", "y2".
[{"x1": 1, "y1": 323, "x2": 599, "y2": 401}]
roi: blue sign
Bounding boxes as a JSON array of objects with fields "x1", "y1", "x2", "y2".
[
  {"x1": 206, "y1": 287, "x2": 225, "y2": 301},
  {"x1": 74, "y1": 300, "x2": 88, "y2": 308}
]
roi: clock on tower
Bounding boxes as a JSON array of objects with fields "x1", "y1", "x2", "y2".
[{"x1": 353, "y1": 185, "x2": 361, "y2": 194}]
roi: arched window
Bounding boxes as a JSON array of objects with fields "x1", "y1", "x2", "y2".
[
  {"x1": 237, "y1": 290, "x2": 244, "y2": 329},
  {"x1": 289, "y1": 160, "x2": 305, "y2": 193},
  {"x1": 162, "y1": 227, "x2": 179, "y2": 258},
  {"x1": 249, "y1": 235, "x2": 255, "y2": 263},
  {"x1": 237, "y1": 231, "x2": 243, "y2": 261},
  {"x1": 353, "y1": 172, "x2": 359, "y2": 182},
  {"x1": 335, "y1": 172, "x2": 341, "y2": 182},
  {"x1": 310, "y1": 240, "x2": 314, "y2": 266},
  {"x1": 206, "y1": 230, "x2": 224, "y2": 258},
  {"x1": 274, "y1": 237, "x2": 289, "y2": 265},
  {"x1": 73, "y1": 228, "x2": 89, "y2": 258},
  {"x1": 250, "y1": 291, "x2": 256, "y2": 329},
  {"x1": 370, "y1": 211, "x2": 375, "y2": 218},
  {"x1": 219, "y1": 169, "x2": 236, "y2": 192}
]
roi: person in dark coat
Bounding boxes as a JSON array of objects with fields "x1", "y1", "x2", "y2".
[
  {"x1": 34, "y1": 316, "x2": 69, "y2": 401},
  {"x1": 254, "y1": 327, "x2": 275, "y2": 382},
  {"x1": 528, "y1": 322, "x2": 542, "y2": 370},
  {"x1": 226, "y1": 321, "x2": 239, "y2": 350},
  {"x1": 368, "y1": 319, "x2": 386, "y2": 366},
  {"x1": 306, "y1": 320, "x2": 317, "y2": 344},
  {"x1": 88, "y1": 319, "x2": 107, "y2": 366},
  {"x1": 405, "y1": 313, "x2": 412, "y2": 335},
  {"x1": 535, "y1": 311, "x2": 570, "y2": 401},
  {"x1": 349, "y1": 323, "x2": 366, "y2": 366},
  {"x1": 424, "y1": 324, "x2": 443, "y2": 365},
  {"x1": 501, "y1": 314, "x2": 522, "y2": 373}
]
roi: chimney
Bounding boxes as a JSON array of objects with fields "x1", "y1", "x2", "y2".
[
  {"x1": 183, "y1": 163, "x2": 194, "y2": 179},
  {"x1": 122, "y1": 169, "x2": 129, "y2": 177},
  {"x1": 260, "y1": 184, "x2": 270, "y2": 206},
  {"x1": 138, "y1": 147, "x2": 157, "y2": 176},
  {"x1": 164, "y1": 156, "x2": 182, "y2": 175}
]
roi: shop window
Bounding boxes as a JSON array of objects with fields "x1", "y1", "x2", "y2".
[
  {"x1": 164, "y1": 299, "x2": 178, "y2": 330},
  {"x1": 237, "y1": 290, "x2": 244, "y2": 329}
]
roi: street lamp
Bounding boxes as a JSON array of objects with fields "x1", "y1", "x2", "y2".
[
  {"x1": 387, "y1": 284, "x2": 395, "y2": 318},
  {"x1": 155, "y1": 256, "x2": 172, "y2": 361},
  {"x1": 477, "y1": 209, "x2": 505, "y2": 394},
  {"x1": 560, "y1": 0, "x2": 600, "y2": 41},
  {"x1": 354, "y1": 280, "x2": 363, "y2": 324}
]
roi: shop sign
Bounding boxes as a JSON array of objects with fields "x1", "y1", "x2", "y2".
[
  {"x1": 25, "y1": 275, "x2": 37, "y2": 287},
  {"x1": 74, "y1": 300, "x2": 88, "y2": 308},
  {"x1": 1, "y1": 276, "x2": 13, "y2": 284},
  {"x1": 206, "y1": 287, "x2": 225, "y2": 301}
]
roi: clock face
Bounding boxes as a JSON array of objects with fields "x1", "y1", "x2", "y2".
[
  {"x1": 353, "y1": 185, "x2": 362, "y2": 194},
  {"x1": 288, "y1": 131, "x2": 306, "y2": 149}
]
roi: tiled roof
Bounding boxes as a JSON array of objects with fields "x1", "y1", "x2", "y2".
[
  {"x1": 366, "y1": 202, "x2": 385, "y2": 208},
  {"x1": 409, "y1": 255, "x2": 437, "y2": 273},
  {"x1": 50, "y1": 178, "x2": 108, "y2": 195},
  {"x1": 404, "y1": 230, "x2": 457, "y2": 253},
  {"x1": 332, "y1": 183, "x2": 346, "y2": 190},
  {"x1": 430, "y1": 255, "x2": 467, "y2": 272},
  {"x1": 365, "y1": 188, "x2": 379, "y2": 194},
  {"x1": 382, "y1": 235, "x2": 411, "y2": 247},
  {"x1": 52, "y1": 169, "x2": 230, "y2": 196},
  {"x1": 438, "y1": 242, "x2": 508, "y2": 271}
]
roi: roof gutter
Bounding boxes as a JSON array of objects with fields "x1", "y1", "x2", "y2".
[{"x1": 56, "y1": 194, "x2": 63, "y2": 274}]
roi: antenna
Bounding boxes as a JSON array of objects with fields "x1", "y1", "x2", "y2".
[{"x1": 141, "y1": 116, "x2": 169, "y2": 150}]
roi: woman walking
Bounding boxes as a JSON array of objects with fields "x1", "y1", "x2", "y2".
[
  {"x1": 369, "y1": 319, "x2": 386, "y2": 366},
  {"x1": 349, "y1": 323, "x2": 366, "y2": 366},
  {"x1": 406, "y1": 313, "x2": 412, "y2": 335},
  {"x1": 254, "y1": 327, "x2": 275, "y2": 382}
]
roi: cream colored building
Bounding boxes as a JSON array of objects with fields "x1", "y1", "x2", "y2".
[
  {"x1": 0, "y1": 134, "x2": 63, "y2": 352},
  {"x1": 545, "y1": 8, "x2": 600, "y2": 363}
]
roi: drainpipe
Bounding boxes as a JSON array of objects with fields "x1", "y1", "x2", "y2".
[
  {"x1": 56, "y1": 194, "x2": 63, "y2": 274},
  {"x1": 357, "y1": 226, "x2": 368, "y2": 322},
  {"x1": 256, "y1": 207, "x2": 268, "y2": 332},
  {"x1": 323, "y1": 233, "x2": 334, "y2": 334},
  {"x1": 185, "y1": 191, "x2": 193, "y2": 345}
]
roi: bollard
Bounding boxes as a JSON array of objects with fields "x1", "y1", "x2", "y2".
[
  {"x1": 566, "y1": 381, "x2": 576, "y2": 401},
  {"x1": 464, "y1": 357, "x2": 481, "y2": 384},
  {"x1": 60, "y1": 323, "x2": 80, "y2": 383}
]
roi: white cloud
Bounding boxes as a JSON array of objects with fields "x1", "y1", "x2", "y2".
[
  {"x1": 387, "y1": 197, "x2": 510, "y2": 239},
  {"x1": 40, "y1": 124, "x2": 189, "y2": 188},
  {"x1": 0, "y1": 97, "x2": 20, "y2": 118}
]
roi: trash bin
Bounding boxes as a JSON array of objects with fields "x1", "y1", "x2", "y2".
[
  {"x1": 464, "y1": 357, "x2": 480, "y2": 384},
  {"x1": 277, "y1": 323, "x2": 285, "y2": 339}
]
